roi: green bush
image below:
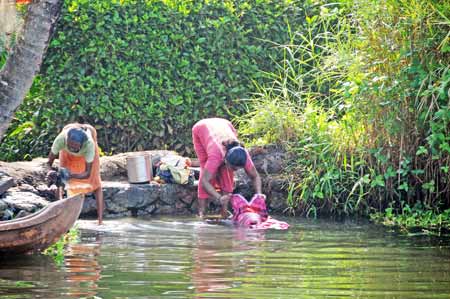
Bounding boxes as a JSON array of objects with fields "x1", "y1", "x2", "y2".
[
  {"x1": 237, "y1": 3, "x2": 371, "y2": 217},
  {"x1": 236, "y1": 0, "x2": 450, "y2": 224},
  {"x1": 0, "y1": 0, "x2": 311, "y2": 160}
]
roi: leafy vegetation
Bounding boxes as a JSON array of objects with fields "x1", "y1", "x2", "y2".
[
  {"x1": 371, "y1": 205, "x2": 450, "y2": 234},
  {"x1": 43, "y1": 227, "x2": 79, "y2": 265},
  {"x1": 1, "y1": 0, "x2": 449, "y2": 231},
  {"x1": 236, "y1": 0, "x2": 450, "y2": 230},
  {"x1": 0, "y1": 0, "x2": 311, "y2": 160}
]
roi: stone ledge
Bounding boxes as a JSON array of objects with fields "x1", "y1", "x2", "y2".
[
  {"x1": 82, "y1": 174, "x2": 290, "y2": 218},
  {"x1": 82, "y1": 180, "x2": 198, "y2": 218},
  {"x1": 1, "y1": 146, "x2": 291, "y2": 219}
]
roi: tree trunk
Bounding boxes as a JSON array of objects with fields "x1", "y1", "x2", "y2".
[
  {"x1": 0, "y1": 0, "x2": 62, "y2": 140},
  {"x1": 0, "y1": 0, "x2": 21, "y2": 38}
]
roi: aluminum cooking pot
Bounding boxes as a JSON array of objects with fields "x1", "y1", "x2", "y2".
[{"x1": 126, "y1": 153, "x2": 153, "y2": 183}]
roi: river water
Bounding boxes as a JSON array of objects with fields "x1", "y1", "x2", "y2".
[{"x1": 1, "y1": 217, "x2": 449, "y2": 298}]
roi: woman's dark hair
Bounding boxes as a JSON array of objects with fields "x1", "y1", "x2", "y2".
[
  {"x1": 67, "y1": 128, "x2": 88, "y2": 145},
  {"x1": 225, "y1": 141, "x2": 247, "y2": 168},
  {"x1": 224, "y1": 140, "x2": 243, "y2": 151}
]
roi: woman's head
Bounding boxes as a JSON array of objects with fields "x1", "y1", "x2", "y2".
[
  {"x1": 224, "y1": 141, "x2": 247, "y2": 169},
  {"x1": 67, "y1": 128, "x2": 87, "y2": 153}
]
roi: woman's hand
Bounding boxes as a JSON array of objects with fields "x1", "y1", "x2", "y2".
[
  {"x1": 59, "y1": 168, "x2": 71, "y2": 182},
  {"x1": 219, "y1": 194, "x2": 231, "y2": 218},
  {"x1": 252, "y1": 193, "x2": 266, "y2": 200}
]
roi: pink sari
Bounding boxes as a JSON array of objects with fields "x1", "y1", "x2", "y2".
[{"x1": 231, "y1": 194, "x2": 289, "y2": 230}]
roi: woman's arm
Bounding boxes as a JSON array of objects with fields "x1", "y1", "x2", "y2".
[
  {"x1": 47, "y1": 151, "x2": 57, "y2": 167},
  {"x1": 245, "y1": 164, "x2": 262, "y2": 194},
  {"x1": 200, "y1": 169, "x2": 222, "y2": 201},
  {"x1": 69, "y1": 161, "x2": 93, "y2": 179},
  {"x1": 47, "y1": 131, "x2": 66, "y2": 167},
  {"x1": 201, "y1": 169, "x2": 231, "y2": 218}
]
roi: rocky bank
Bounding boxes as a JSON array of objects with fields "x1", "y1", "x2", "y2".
[{"x1": 0, "y1": 145, "x2": 291, "y2": 220}]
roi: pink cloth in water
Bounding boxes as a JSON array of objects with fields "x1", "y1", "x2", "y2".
[{"x1": 231, "y1": 194, "x2": 289, "y2": 230}]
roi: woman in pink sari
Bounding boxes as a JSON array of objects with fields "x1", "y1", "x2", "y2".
[{"x1": 192, "y1": 118, "x2": 263, "y2": 218}]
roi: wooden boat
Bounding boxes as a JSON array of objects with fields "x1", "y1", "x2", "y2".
[{"x1": 0, "y1": 194, "x2": 84, "y2": 255}]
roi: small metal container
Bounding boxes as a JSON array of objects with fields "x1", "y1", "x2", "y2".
[{"x1": 126, "y1": 153, "x2": 153, "y2": 183}]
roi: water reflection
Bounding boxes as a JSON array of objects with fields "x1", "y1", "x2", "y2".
[
  {"x1": 0, "y1": 236, "x2": 103, "y2": 299},
  {"x1": 191, "y1": 223, "x2": 235, "y2": 297},
  {"x1": 0, "y1": 254, "x2": 58, "y2": 298},
  {"x1": 63, "y1": 241, "x2": 102, "y2": 298},
  {"x1": 191, "y1": 222, "x2": 275, "y2": 298},
  {"x1": 1, "y1": 218, "x2": 450, "y2": 299}
]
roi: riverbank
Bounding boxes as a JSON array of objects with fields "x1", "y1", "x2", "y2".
[
  {"x1": 2, "y1": 145, "x2": 449, "y2": 233},
  {"x1": 0, "y1": 145, "x2": 291, "y2": 220}
]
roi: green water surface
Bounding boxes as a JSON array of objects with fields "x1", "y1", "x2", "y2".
[{"x1": 1, "y1": 217, "x2": 449, "y2": 298}]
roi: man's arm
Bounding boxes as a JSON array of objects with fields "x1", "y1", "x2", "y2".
[{"x1": 245, "y1": 164, "x2": 262, "y2": 194}]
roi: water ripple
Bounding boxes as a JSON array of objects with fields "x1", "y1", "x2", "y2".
[{"x1": 1, "y1": 217, "x2": 449, "y2": 298}]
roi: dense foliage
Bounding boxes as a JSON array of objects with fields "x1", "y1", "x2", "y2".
[
  {"x1": 1, "y1": 0, "x2": 449, "y2": 230},
  {"x1": 0, "y1": 0, "x2": 309, "y2": 160},
  {"x1": 237, "y1": 0, "x2": 450, "y2": 228}
]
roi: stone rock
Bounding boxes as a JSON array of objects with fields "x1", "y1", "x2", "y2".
[
  {"x1": 15, "y1": 209, "x2": 31, "y2": 219},
  {"x1": 267, "y1": 177, "x2": 287, "y2": 192},
  {"x1": 0, "y1": 199, "x2": 7, "y2": 211},
  {"x1": 156, "y1": 204, "x2": 176, "y2": 214},
  {"x1": 146, "y1": 204, "x2": 158, "y2": 215},
  {"x1": 249, "y1": 144, "x2": 289, "y2": 175},
  {"x1": 0, "y1": 173, "x2": 15, "y2": 196},
  {"x1": 189, "y1": 199, "x2": 198, "y2": 213},
  {"x1": 267, "y1": 191, "x2": 288, "y2": 212},
  {"x1": 2, "y1": 191, "x2": 49, "y2": 212},
  {"x1": 15, "y1": 183, "x2": 39, "y2": 194},
  {"x1": 179, "y1": 193, "x2": 196, "y2": 206},
  {"x1": 1, "y1": 208, "x2": 14, "y2": 221},
  {"x1": 0, "y1": 158, "x2": 47, "y2": 185},
  {"x1": 107, "y1": 189, "x2": 129, "y2": 213},
  {"x1": 81, "y1": 195, "x2": 99, "y2": 216},
  {"x1": 100, "y1": 150, "x2": 186, "y2": 181},
  {"x1": 99, "y1": 153, "x2": 128, "y2": 181},
  {"x1": 159, "y1": 183, "x2": 196, "y2": 206},
  {"x1": 234, "y1": 169, "x2": 253, "y2": 199},
  {"x1": 0, "y1": 199, "x2": 8, "y2": 219},
  {"x1": 1, "y1": 146, "x2": 292, "y2": 219},
  {"x1": 127, "y1": 185, "x2": 159, "y2": 208},
  {"x1": 35, "y1": 184, "x2": 58, "y2": 201}
]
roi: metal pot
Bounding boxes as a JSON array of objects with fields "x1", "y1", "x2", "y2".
[{"x1": 126, "y1": 153, "x2": 152, "y2": 183}]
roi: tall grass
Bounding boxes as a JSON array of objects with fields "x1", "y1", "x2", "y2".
[
  {"x1": 237, "y1": 3, "x2": 371, "y2": 216},
  {"x1": 237, "y1": 0, "x2": 450, "y2": 226},
  {"x1": 350, "y1": 0, "x2": 450, "y2": 209}
]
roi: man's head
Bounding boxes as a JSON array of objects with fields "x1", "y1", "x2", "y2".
[{"x1": 66, "y1": 128, "x2": 87, "y2": 153}]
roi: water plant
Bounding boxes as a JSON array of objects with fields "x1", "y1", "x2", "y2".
[
  {"x1": 43, "y1": 226, "x2": 79, "y2": 265},
  {"x1": 371, "y1": 204, "x2": 450, "y2": 235}
]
